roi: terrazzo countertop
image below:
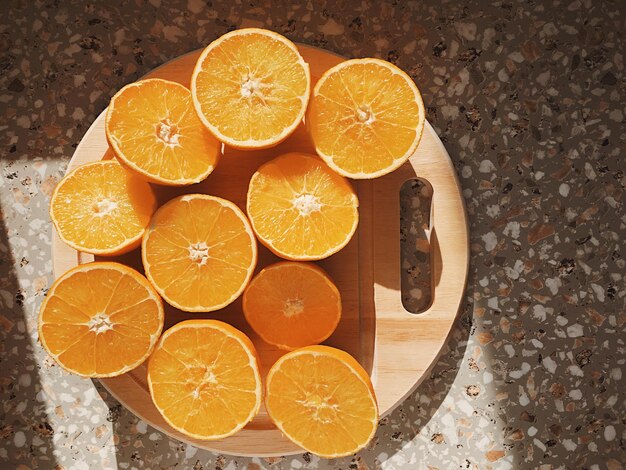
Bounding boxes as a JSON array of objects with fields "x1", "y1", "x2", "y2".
[{"x1": 1, "y1": 0, "x2": 624, "y2": 468}]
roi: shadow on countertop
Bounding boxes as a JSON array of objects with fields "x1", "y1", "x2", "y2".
[{"x1": 0, "y1": 209, "x2": 58, "y2": 467}]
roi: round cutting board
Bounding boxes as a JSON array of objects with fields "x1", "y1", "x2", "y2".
[{"x1": 51, "y1": 44, "x2": 469, "y2": 457}]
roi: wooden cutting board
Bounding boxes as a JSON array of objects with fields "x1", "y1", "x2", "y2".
[{"x1": 51, "y1": 44, "x2": 469, "y2": 456}]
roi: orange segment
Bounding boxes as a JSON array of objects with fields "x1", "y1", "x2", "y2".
[
  {"x1": 148, "y1": 320, "x2": 261, "y2": 440},
  {"x1": 142, "y1": 194, "x2": 257, "y2": 312},
  {"x1": 38, "y1": 262, "x2": 164, "y2": 377},
  {"x1": 243, "y1": 262, "x2": 341, "y2": 350},
  {"x1": 307, "y1": 58, "x2": 426, "y2": 179},
  {"x1": 106, "y1": 78, "x2": 221, "y2": 185},
  {"x1": 191, "y1": 28, "x2": 310, "y2": 149},
  {"x1": 50, "y1": 160, "x2": 157, "y2": 255},
  {"x1": 265, "y1": 345, "x2": 378, "y2": 458},
  {"x1": 246, "y1": 153, "x2": 359, "y2": 260}
]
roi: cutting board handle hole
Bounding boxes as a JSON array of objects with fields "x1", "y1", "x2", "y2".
[{"x1": 400, "y1": 178, "x2": 434, "y2": 314}]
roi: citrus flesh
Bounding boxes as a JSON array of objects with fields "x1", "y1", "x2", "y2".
[
  {"x1": 148, "y1": 320, "x2": 261, "y2": 440},
  {"x1": 38, "y1": 262, "x2": 164, "y2": 377},
  {"x1": 265, "y1": 345, "x2": 378, "y2": 458},
  {"x1": 308, "y1": 58, "x2": 425, "y2": 179},
  {"x1": 191, "y1": 28, "x2": 310, "y2": 149},
  {"x1": 142, "y1": 194, "x2": 257, "y2": 312},
  {"x1": 106, "y1": 78, "x2": 221, "y2": 185},
  {"x1": 246, "y1": 153, "x2": 359, "y2": 260},
  {"x1": 50, "y1": 160, "x2": 157, "y2": 255},
  {"x1": 243, "y1": 261, "x2": 341, "y2": 350}
]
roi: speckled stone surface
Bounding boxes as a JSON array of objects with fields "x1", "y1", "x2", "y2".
[{"x1": 1, "y1": 0, "x2": 625, "y2": 468}]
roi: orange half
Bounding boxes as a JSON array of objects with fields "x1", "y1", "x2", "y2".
[
  {"x1": 148, "y1": 320, "x2": 261, "y2": 440},
  {"x1": 106, "y1": 78, "x2": 221, "y2": 185},
  {"x1": 50, "y1": 160, "x2": 157, "y2": 255},
  {"x1": 243, "y1": 262, "x2": 341, "y2": 350},
  {"x1": 142, "y1": 194, "x2": 257, "y2": 312},
  {"x1": 265, "y1": 345, "x2": 379, "y2": 458},
  {"x1": 308, "y1": 58, "x2": 426, "y2": 179},
  {"x1": 246, "y1": 153, "x2": 359, "y2": 260},
  {"x1": 191, "y1": 28, "x2": 310, "y2": 149},
  {"x1": 38, "y1": 262, "x2": 164, "y2": 377}
]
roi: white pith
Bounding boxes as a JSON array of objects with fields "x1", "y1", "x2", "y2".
[
  {"x1": 283, "y1": 298, "x2": 304, "y2": 317},
  {"x1": 92, "y1": 198, "x2": 118, "y2": 216},
  {"x1": 188, "y1": 241, "x2": 210, "y2": 266},
  {"x1": 292, "y1": 194, "x2": 322, "y2": 216},
  {"x1": 156, "y1": 118, "x2": 180, "y2": 146},
  {"x1": 88, "y1": 312, "x2": 114, "y2": 334}
]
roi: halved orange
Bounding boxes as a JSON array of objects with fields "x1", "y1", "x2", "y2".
[
  {"x1": 191, "y1": 28, "x2": 310, "y2": 149},
  {"x1": 106, "y1": 78, "x2": 221, "y2": 185},
  {"x1": 265, "y1": 345, "x2": 379, "y2": 458},
  {"x1": 142, "y1": 194, "x2": 257, "y2": 312},
  {"x1": 38, "y1": 262, "x2": 164, "y2": 377},
  {"x1": 50, "y1": 160, "x2": 157, "y2": 255},
  {"x1": 307, "y1": 58, "x2": 426, "y2": 179},
  {"x1": 148, "y1": 320, "x2": 261, "y2": 440},
  {"x1": 243, "y1": 262, "x2": 341, "y2": 350},
  {"x1": 246, "y1": 153, "x2": 359, "y2": 260}
]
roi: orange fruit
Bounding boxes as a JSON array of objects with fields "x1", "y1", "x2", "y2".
[
  {"x1": 142, "y1": 194, "x2": 257, "y2": 312},
  {"x1": 243, "y1": 262, "x2": 341, "y2": 350},
  {"x1": 105, "y1": 78, "x2": 221, "y2": 185},
  {"x1": 265, "y1": 345, "x2": 378, "y2": 457},
  {"x1": 38, "y1": 262, "x2": 164, "y2": 377},
  {"x1": 191, "y1": 28, "x2": 310, "y2": 149},
  {"x1": 148, "y1": 320, "x2": 261, "y2": 440},
  {"x1": 50, "y1": 160, "x2": 157, "y2": 256},
  {"x1": 246, "y1": 153, "x2": 359, "y2": 260},
  {"x1": 307, "y1": 58, "x2": 426, "y2": 179}
]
